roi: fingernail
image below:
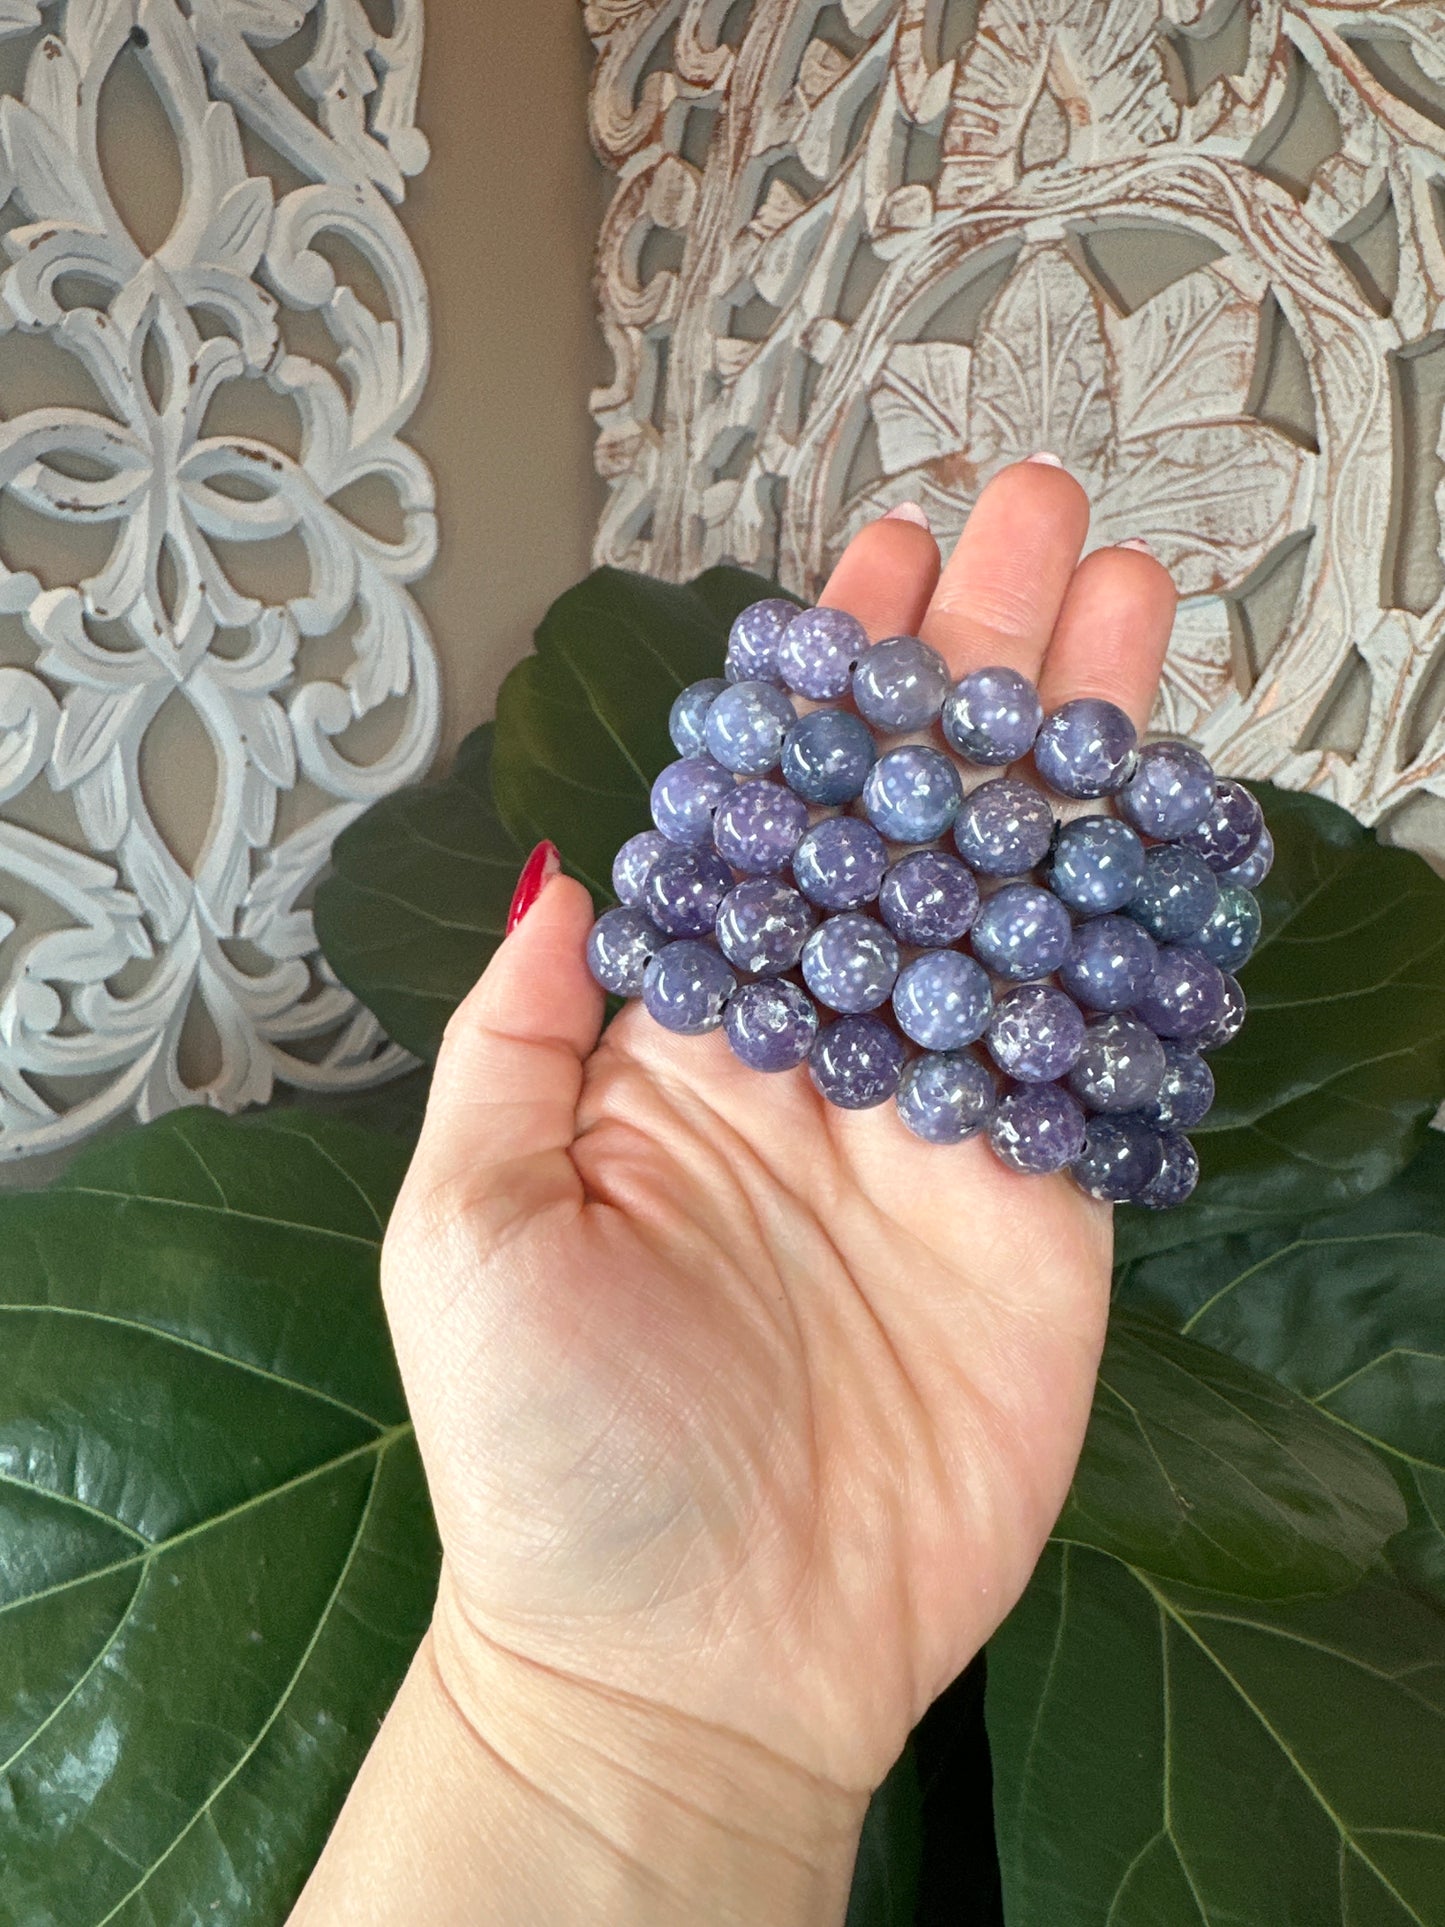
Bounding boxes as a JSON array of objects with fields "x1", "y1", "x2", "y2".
[
  {"x1": 883, "y1": 502, "x2": 931, "y2": 530},
  {"x1": 1026, "y1": 451, "x2": 1065, "y2": 468},
  {"x1": 1116, "y1": 537, "x2": 1153, "y2": 554},
  {"x1": 507, "y1": 841, "x2": 562, "y2": 933}
]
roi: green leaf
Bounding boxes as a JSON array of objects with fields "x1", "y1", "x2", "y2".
[
  {"x1": 846, "y1": 1741, "x2": 923, "y2": 1927},
  {"x1": 491, "y1": 564, "x2": 794, "y2": 894},
  {"x1": 0, "y1": 1108, "x2": 438, "y2": 1926},
  {"x1": 989, "y1": 1544, "x2": 1445, "y2": 1926},
  {"x1": 1057, "y1": 1312, "x2": 1405, "y2": 1596},
  {"x1": 1118, "y1": 784, "x2": 1445, "y2": 1258},
  {"x1": 315, "y1": 725, "x2": 524, "y2": 1061}
]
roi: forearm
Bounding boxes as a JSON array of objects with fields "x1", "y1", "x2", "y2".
[{"x1": 288, "y1": 1584, "x2": 867, "y2": 1926}]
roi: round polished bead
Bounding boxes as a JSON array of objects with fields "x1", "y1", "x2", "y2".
[
  {"x1": 715, "y1": 877, "x2": 815, "y2": 975},
  {"x1": 802, "y1": 912, "x2": 900, "y2": 1013},
  {"x1": 941, "y1": 665, "x2": 1043, "y2": 766},
  {"x1": 953, "y1": 777, "x2": 1055, "y2": 876},
  {"x1": 780, "y1": 709, "x2": 876, "y2": 805},
  {"x1": 586, "y1": 906, "x2": 665, "y2": 997},
  {"x1": 896, "y1": 1051, "x2": 996, "y2": 1144},
  {"x1": 892, "y1": 949, "x2": 993, "y2": 1050},
  {"x1": 778, "y1": 606, "x2": 871, "y2": 699},
  {"x1": 971, "y1": 883, "x2": 1073, "y2": 979},
  {"x1": 712, "y1": 779, "x2": 809, "y2": 874},
  {"x1": 1059, "y1": 914, "x2": 1158, "y2": 1012},
  {"x1": 1194, "y1": 884, "x2": 1262, "y2": 971},
  {"x1": 726, "y1": 598, "x2": 796, "y2": 684},
  {"x1": 1180, "y1": 780, "x2": 1264, "y2": 872},
  {"x1": 793, "y1": 817, "x2": 889, "y2": 909},
  {"x1": 1139, "y1": 1132, "x2": 1201, "y2": 1208},
  {"x1": 612, "y1": 829, "x2": 669, "y2": 907},
  {"x1": 986, "y1": 982, "x2": 1086, "y2": 1082},
  {"x1": 724, "y1": 979, "x2": 819, "y2": 1072},
  {"x1": 1034, "y1": 698, "x2": 1138, "y2": 798},
  {"x1": 878, "y1": 850, "x2": 980, "y2": 947},
  {"x1": 651, "y1": 755, "x2": 734, "y2": 846},
  {"x1": 641, "y1": 940, "x2": 736, "y2": 1034},
  {"x1": 1128, "y1": 844, "x2": 1220, "y2": 943},
  {"x1": 1219, "y1": 825, "x2": 1274, "y2": 891},
  {"x1": 988, "y1": 1082, "x2": 1087, "y2": 1174},
  {"x1": 703, "y1": 679, "x2": 797, "y2": 776},
  {"x1": 1134, "y1": 945, "x2": 1228, "y2": 1040},
  {"x1": 1195, "y1": 970, "x2": 1246, "y2": 1052},
  {"x1": 1143, "y1": 1042, "x2": 1215, "y2": 1130},
  {"x1": 1067, "y1": 1014, "x2": 1167, "y2": 1113},
  {"x1": 669, "y1": 678, "x2": 728, "y2": 756},
  {"x1": 1048, "y1": 815, "x2": 1145, "y2": 914},
  {"x1": 862, "y1": 746, "x2": 963, "y2": 843},
  {"x1": 1072, "y1": 1116, "x2": 1166, "y2": 1203},
  {"x1": 809, "y1": 1014, "x2": 907, "y2": 1109},
  {"x1": 1117, "y1": 740, "x2": 1215, "y2": 839},
  {"x1": 852, "y1": 636, "x2": 950, "y2": 731},
  {"x1": 641, "y1": 846, "x2": 735, "y2": 937}
]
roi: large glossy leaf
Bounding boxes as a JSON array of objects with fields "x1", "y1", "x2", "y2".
[
  {"x1": 989, "y1": 1543, "x2": 1445, "y2": 1926},
  {"x1": 1056, "y1": 1311, "x2": 1404, "y2": 1595},
  {"x1": 315, "y1": 726, "x2": 523, "y2": 1062},
  {"x1": 845, "y1": 1742, "x2": 923, "y2": 1927},
  {"x1": 1118, "y1": 784, "x2": 1445, "y2": 1257},
  {"x1": 0, "y1": 1108, "x2": 438, "y2": 1927}
]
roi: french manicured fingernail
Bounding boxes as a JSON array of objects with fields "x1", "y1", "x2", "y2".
[
  {"x1": 507, "y1": 841, "x2": 562, "y2": 933},
  {"x1": 1116, "y1": 537, "x2": 1153, "y2": 554},
  {"x1": 883, "y1": 502, "x2": 931, "y2": 530},
  {"x1": 1026, "y1": 451, "x2": 1065, "y2": 468}
]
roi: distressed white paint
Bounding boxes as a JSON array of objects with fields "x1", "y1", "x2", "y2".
[{"x1": 0, "y1": 0, "x2": 437, "y2": 1156}]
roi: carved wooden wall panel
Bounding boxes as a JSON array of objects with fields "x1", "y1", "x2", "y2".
[
  {"x1": 0, "y1": 0, "x2": 437, "y2": 1158},
  {"x1": 585, "y1": 0, "x2": 1445, "y2": 870}
]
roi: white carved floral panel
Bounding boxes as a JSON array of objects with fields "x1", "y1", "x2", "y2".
[
  {"x1": 585, "y1": 0, "x2": 1445, "y2": 869},
  {"x1": 0, "y1": 0, "x2": 438, "y2": 1157}
]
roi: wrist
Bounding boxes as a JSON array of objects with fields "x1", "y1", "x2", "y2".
[{"x1": 428, "y1": 1571, "x2": 868, "y2": 1925}]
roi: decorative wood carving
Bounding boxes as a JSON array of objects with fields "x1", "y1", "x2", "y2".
[
  {"x1": 585, "y1": 0, "x2": 1445, "y2": 869},
  {"x1": 0, "y1": 0, "x2": 436, "y2": 1156}
]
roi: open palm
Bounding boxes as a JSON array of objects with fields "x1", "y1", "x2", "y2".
[{"x1": 382, "y1": 459, "x2": 1177, "y2": 1803}]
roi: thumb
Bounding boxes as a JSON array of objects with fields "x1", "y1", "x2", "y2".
[{"x1": 401, "y1": 843, "x2": 604, "y2": 1242}]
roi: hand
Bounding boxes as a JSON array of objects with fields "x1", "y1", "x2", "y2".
[{"x1": 293, "y1": 461, "x2": 1177, "y2": 1925}]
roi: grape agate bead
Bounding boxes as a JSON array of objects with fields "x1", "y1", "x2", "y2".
[
  {"x1": 1194, "y1": 884, "x2": 1261, "y2": 971},
  {"x1": 612, "y1": 830, "x2": 668, "y2": 907},
  {"x1": 793, "y1": 817, "x2": 889, "y2": 909},
  {"x1": 809, "y1": 1015, "x2": 906, "y2": 1109},
  {"x1": 1134, "y1": 945, "x2": 1228, "y2": 1040},
  {"x1": 780, "y1": 709, "x2": 875, "y2": 804},
  {"x1": 1067, "y1": 1014, "x2": 1167, "y2": 1113},
  {"x1": 1139, "y1": 1132, "x2": 1200, "y2": 1208},
  {"x1": 878, "y1": 850, "x2": 979, "y2": 947},
  {"x1": 724, "y1": 979, "x2": 819, "y2": 1072},
  {"x1": 1117, "y1": 740, "x2": 1215, "y2": 839},
  {"x1": 988, "y1": 1083, "x2": 1087, "y2": 1174},
  {"x1": 651, "y1": 755, "x2": 734, "y2": 846},
  {"x1": 586, "y1": 906, "x2": 664, "y2": 997},
  {"x1": 1180, "y1": 779, "x2": 1264, "y2": 872},
  {"x1": 953, "y1": 777, "x2": 1055, "y2": 876},
  {"x1": 778, "y1": 606, "x2": 871, "y2": 699},
  {"x1": 712, "y1": 779, "x2": 809, "y2": 874},
  {"x1": 726, "y1": 598, "x2": 795, "y2": 684},
  {"x1": 1048, "y1": 815, "x2": 1145, "y2": 914},
  {"x1": 896, "y1": 1051, "x2": 996, "y2": 1143},
  {"x1": 642, "y1": 846, "x2": 734, "y2": 937},
  {"x1": 1058, "y1": 914, "x2": 1158, "y2": 1011},
  {"x1": 986, "y1": 983, "x2": 1086, "y2": 1082},
  {"x1": 941, "y1": 666, "x2": 1042, "y2": 765},
  {"x1": 1143, "y1": 1042, "x2": 1214, "y2": 1130},
  {"x1": 1195, "y1": 970, "x2": 1246, "y2": 1052},
  {"x1": 1128, "y1": 844, "x2": 1220, "y2": 943},
  {"x1": 862, "y1": 746, "x2": 963, "y2": 844},
  {"x1": 892, "y1": 950, "x2": 993, "y2": 1050},
  {"x1": 852, "y1": 636, "x2": 950, "y2": 731},
  {"x1": 641, "y1": 939, "x2": 736, "y2": 1033},
  {"x1": 703, "y1": 680, "x2": 797, "y2": 776},
  {"x1": 802, "y1": 913, "x2": 900, "y2": 1013},
  {"x1": 970, "y1": 883, "x2": 1073, "y2": 979},
  {"x1": 669, "y1": 678, "x2": 728, "y2": 756},
  {"x1": 715, "y1": 878, "x2": 814, "y2": 975},
  {"x1": 1219, "y1": 825, "x2": 1274, "y2": 891},
  {"x1": 1071, "y1": 1116, "x2": 1165, "y2": 1203},
  {"x1": 1034, "y1": 698, "x2": 1138, "y2": 798}
]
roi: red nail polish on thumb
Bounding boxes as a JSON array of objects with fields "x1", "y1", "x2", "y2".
[{"x1": 507, "y1": 841, "x2": 562, "y2": 934}]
